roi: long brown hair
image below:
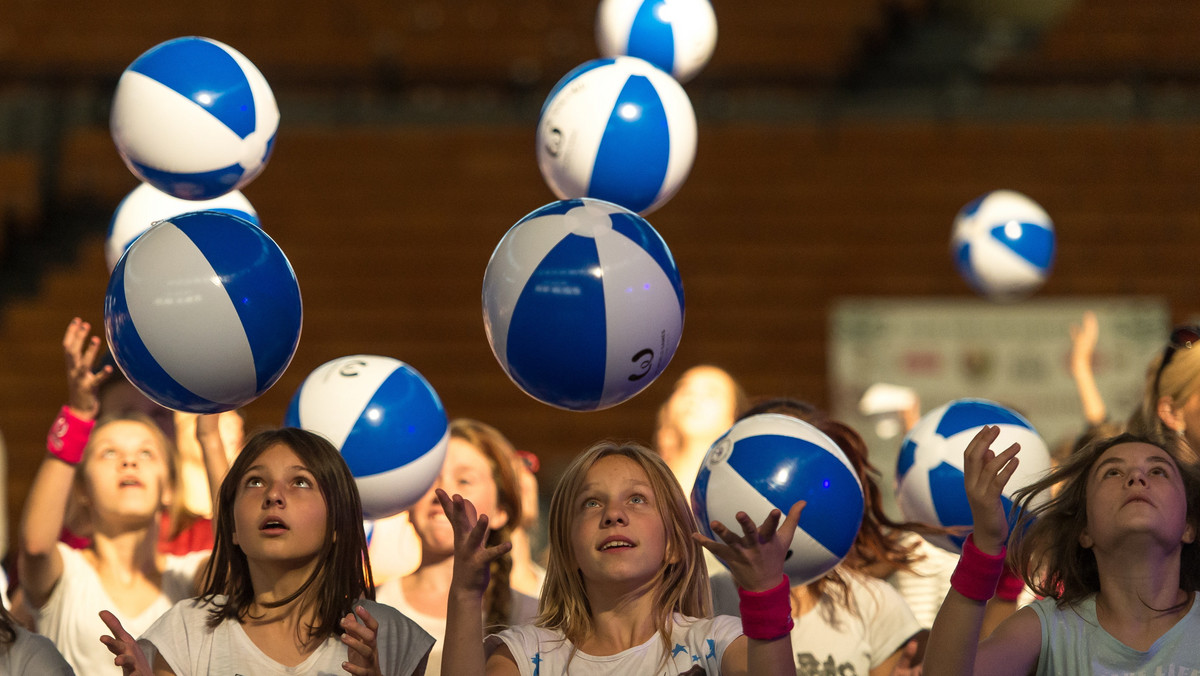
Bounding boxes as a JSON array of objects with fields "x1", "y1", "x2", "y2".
[
  {"x1": 538, "y1": 441, "x2": 711, "y2": 660},
  {"x1": 1010, "y1": 431, "x2": 1200, "y2": 608},
  {"x1": 200, "y1": 427, "x2": 374, "y2": 643},
  {"x1": 448, "y1": 418, "x2": 523, "y2": 631}
]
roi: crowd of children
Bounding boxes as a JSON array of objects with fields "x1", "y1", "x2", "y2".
[{"x1": 0, "y1": 316, "x2": 1195, "y2": 674}]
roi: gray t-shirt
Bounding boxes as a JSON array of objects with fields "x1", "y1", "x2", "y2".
[
  {"x1": 0, "y1": 625, "x2": 75, "y2": 675},
  {"x1": 1029, "y1": 593, "x2": 1200, "y2": 675},
  {"x1": 139, "y1": 597, "x2": 434, "y2": 676}
]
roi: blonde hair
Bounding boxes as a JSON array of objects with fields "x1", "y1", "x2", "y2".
[
  {"x1": 537, "y1": 441, "x2": 711, "y2": 661},
  {"x1": 1133, "y1": 342, "x2": 1200, "y2": 444}
]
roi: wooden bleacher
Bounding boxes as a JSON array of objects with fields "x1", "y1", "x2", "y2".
[
  {"x1": 991, "y1": 0, "x2": 1200, "y2": 81},
  {"x1": 0, "y1": 1, "x2": 919, "y2": 86}
]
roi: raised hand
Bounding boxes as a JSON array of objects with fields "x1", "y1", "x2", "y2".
[
  {"x1": 64, "y1": 317, "x2": 112, "y2": 419},
  {"x1": 342, "y1": 604, "x2": 383, "y2": 676},
  {"x1": 962, "y1": 425, "x2": 1021, "y2": 554},
  {"x1": 99, "y1": 610, "x2": 154, "y2": 675},
  {"x1": 435, "y1": 488, "x2": 512, "y2": 598},
  {"x1": 693, "y1": 501, "x2": 805, "y2": 592}
]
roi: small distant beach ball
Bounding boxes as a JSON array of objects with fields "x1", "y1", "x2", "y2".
[
  {"x1": 104, "y1": 211, "x2": 301, "y2": 413},
  {"x1": 692, "y1": 413, "x2": 865, "y2": 585},
  {"x1": 896, "y1": 398, "x2": 1052, "y2": 553},
  {"x1": 537, "y1": 57, "x2": 696, "y2": 215},
  {"x1": 285, "y1": 355, "x2": 449, "y2": 520},
  {"x1": 106, "y1": 182, "x2": 258, "y2": 271},
  {"x1": 596, "y1": 0, "x2": 718, "y2": 83},
  {"x1": 951, "y1": 190, "x2": 1055, "y2": 302},
  {"x1": 111, "y1": 36, "x2": 279, "y2": 200},
  {"x1": 482, "y1": 198, "x2": 684, "y2": 411}
]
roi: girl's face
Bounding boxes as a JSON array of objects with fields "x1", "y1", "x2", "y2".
[
  {"x1": 412, "y1": 437, "x2": 508, "y2": 554},
  {"x1": 571, "y1": 454, "x2": 669, "y2": 590},
  {"x1": 82, "y1": 420, "x2": 172, "y2": 524},
  {"x1": 1080, "y1": 441, "x2": 1196, "y2": 551},
  {"x1": 232, "y1": 443, "x2": 328, "y2": 568}
]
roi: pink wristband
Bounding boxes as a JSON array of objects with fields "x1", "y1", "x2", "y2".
[
  {"x1": 996, "y1": 565, "x2": 1025, "y2": 602},
  {"x1": 46, "y1": 406, "x2": 93, "y2": 465},
  {"x1": 738, "y1": 576, "x2": 793, "y2": 641},
  {"x1": 950, "y1": 534, "x2": 1006, "y2": 602}
]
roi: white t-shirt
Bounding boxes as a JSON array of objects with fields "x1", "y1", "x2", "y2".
[
  {"x1": 886, "y1": 533, "x2": 957, "y2": 629},
  {"x1": 138, "y1": 596, "x2": 435, "y2": 676},
  {"x1": 790, "y1": 572, "x2": 922, "y2": 674},
  {"x1": 376, "y1": 578, "x2": 538, "y2": 676},
  {"x1": 35, "y1": 542, "x2": 206, "y2": 675},
  {"x1": 0, "y1": 625, "x2": 75, "y2": 675},
  {"x1": 711, "y1": 569, "x2": 922, "y2": 675},
  {"x1": 485, "y1": 614, "x2": 742, "y2": 675}
]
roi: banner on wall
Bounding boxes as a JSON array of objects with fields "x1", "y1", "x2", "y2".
[{"x1": 828, "y1": 296, "x2": 1169, "y2": 518}]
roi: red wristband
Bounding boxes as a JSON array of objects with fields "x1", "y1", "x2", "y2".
[
  {"x1": 996, "y1": 565, "x2": 1025, "y2": 602},
  {"x1": 47, "y1": 406, "x2": 93, "y2": 465},
  {"x1": 950, "y1": 534, "x2": 1006, "y2": 602},
  {"x1": 738, "y1": 576, "x2": 793, "y2": 641}
]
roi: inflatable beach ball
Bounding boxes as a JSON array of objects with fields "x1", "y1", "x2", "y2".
[
  {"x1": 111, "y1": 36, "x2": 279, "y2": 200},
  {"x1": 104, "y1": 211, "x2": 301, "y2": 413},
  {"x1": 285, "y1": 356, "x2": 449, "y2": 520},
  {"x1": 596, "y1": 0, "x2": 718, "y2": 83},
  {"x1": 537, "y1": 56, "x2": 696, "y2": 215},
  {"x1": 483, "y1": 198, "x2": 684, "y2": 411},
  {"x1": 896, "y1": 398, "x2": 1052, "y2": 553},
  {"x1": 106, "y1": 182, "x2": 258, "y2": 271},
  {"x1": 951, "y1": 190, "x2": 1055, "y2": 303},
  {"x1": 692, "y1": 413, "x2": 865, "y2": 585}
]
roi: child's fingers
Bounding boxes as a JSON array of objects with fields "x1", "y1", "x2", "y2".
[
  {"x1": 353, "y1": 604, "x2": 379, "y2": 633},
  {"x1": 708, "y1": 518, "x2": 742, "y2": 546},
  {"x1": 99, "y1": 610, "x2": 132, "y2": 642},
  {"x1": 755, "y1": 508, "x2": 782, "y2": 541},
  {"x1": 735, "y1": 511, "x2": 758, "y2": 539},
  {"x1": 963, "y1": 426, "x2": 1001, "y2": 474},
  {"x1": 777, "y1": 501, "x2": 806, "y2": 539},
  {"x1": 483, "y1": 541, "x2": 514, "y2": 562}
]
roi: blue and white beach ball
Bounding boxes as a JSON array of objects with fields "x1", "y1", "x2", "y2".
[
  {"x1": 537, "y1": 57, "x2": 696, "y2": 215},
  {"x1": 104, "y1": 211, "x2": 301, "y2": 414},
  {"x1": 106, "y1": 182, "x2": 258, "y2": 271},
  {"x1": 596, "y1": 0, "x2": 718, "y2": 83},
  {"x1": 110, "y1": 36, "x2": 279, "y2": 200},
  {"x1": 285, "y1": 355, "x2": 449, "y2": 520},
  {"x1": 951, "y1": 190, "x2": 1055, "y2": 303},
  {"x1": 896, "y1": 398, "x2": 1052, "y2": 553},
  {"x1": 692, "y1": 414, "x2": 865, "y2": 585},
  {"x1": 483, "y1": 198, "x2": 684, "y2": 411}
]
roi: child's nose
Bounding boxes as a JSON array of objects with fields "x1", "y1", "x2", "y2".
[
  {"x1": 602, "y1": 507, "x2": 628, "y2": 526},
  {"x1": 262, "y1": 485, "x2": 285, "y2": 506}
]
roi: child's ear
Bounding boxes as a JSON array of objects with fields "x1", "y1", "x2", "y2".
[
  {"x1": 489, "y1": 507, "x2": 509, "y2": 532},
  {"x1": 1184, "y1": 521, "x2": 1197, "y2": 545},
  {"x1": 1158, "y1": 397, "x2": 1186, "y2": 435},
  {"x1": 1078, "y1": 527, "x2": 1094, "y2": 549}
]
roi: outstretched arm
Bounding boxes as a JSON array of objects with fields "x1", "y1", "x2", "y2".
[
  {"x1": 696, "y1": 501, "x2": 804, "y2": 676},
  {"x1": 20, "y1": 318, "x2": 112, "y2": 607},
  {"x1": 921, "y1": 426, "x2": 1040, "y2": 676},
  {"x1": 436, "y1": 489, "x2": 517, "y2": 676},
  {"x1": 1069, "y1": 311, "x2": 1107, "y2": 427}
]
